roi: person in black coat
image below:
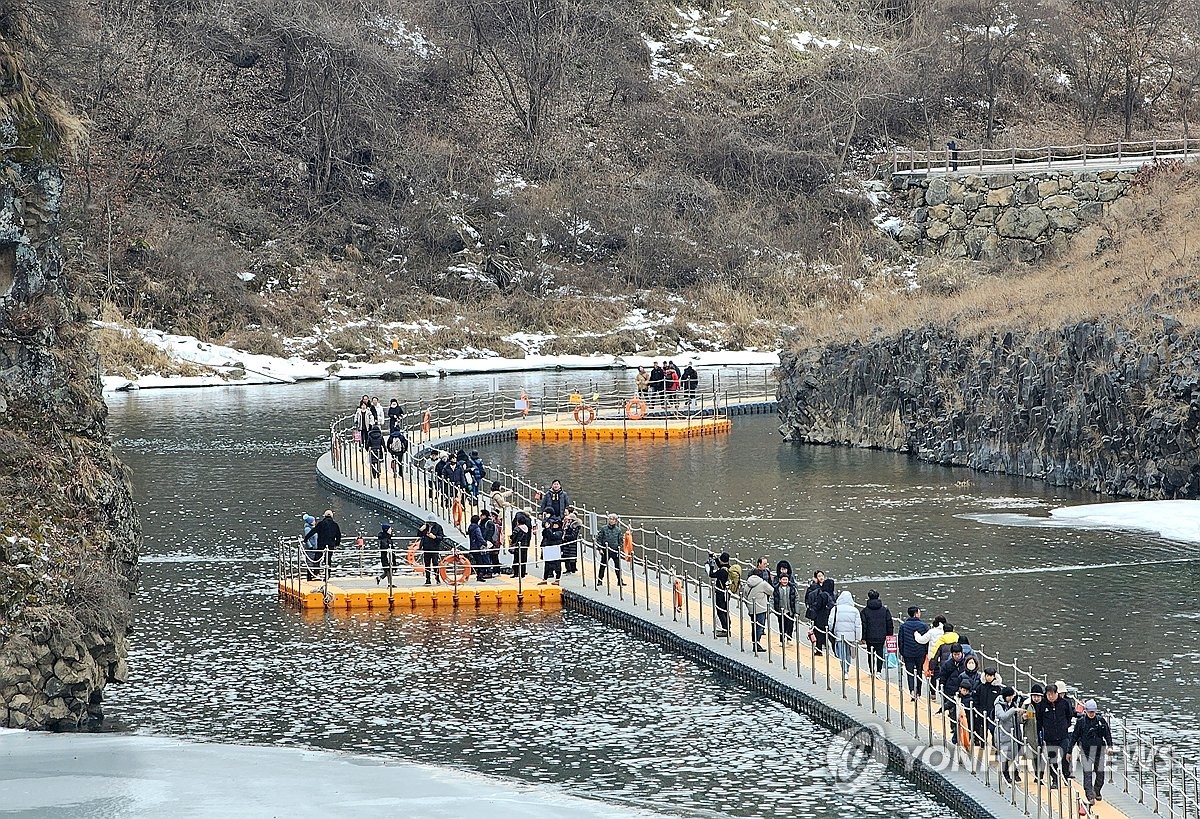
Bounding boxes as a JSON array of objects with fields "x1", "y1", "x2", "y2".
[
  {"x1": 804, "y1": 570, "x2": 836, "y2": 654},
  {"x1": 859, "y1": 589, "x2": 894, "y2": 674},
  {"x1": 561, "y1": 506, "x2": 580, "y2": 573},
  {"x1": 681, "y1": 364, "x2": 699, "y2": 405},
  {"x1": 539, "y1": 480, "x2": 570, "y2": 521},
  {"x1": 366, "y1": 423, "x2": 385, "y2": 478},
  {"x1": 648, "y1": 362, "x2": 665, "y2": 406},
  {"x1": 898, "y1": 607, "x2": 930, "y2": 699},
  {"x1": 417, "y1": 515, "x2": 445, "y2": 585},
  {"x1": 376, "y1": 522, "x2": 395, "y2": 586},
  {"x1": 466, "y1": 513, "x2": 487, "y2": 582},
  {"x1": 509, "y1": 510, "x2": 533, "y2": 579},
  {"x1": 311, "y1": 510, "x2": 341, "y2": 572},
  {"x1": 1036, "y1": 683, "x2": 1076, "y2": 787},
  {"x1": 386, "y1": 398, "x2": 404, "y2": 432},
  {"x1": 1070, "y1": 700, "x2": 1113, "y2": 805}
]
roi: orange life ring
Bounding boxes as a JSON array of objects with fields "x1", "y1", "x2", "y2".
[
  {"x1": 407, "y1": 539, "x2": 421, "y2": 571},
  {"x1": 438, "y1": 553, "x2": 473, "y2": 585},
  {"x1": 452, "y1": 497, "x2": 464, "y2": 529},
  {"x1": 573, "y1": 404, "x2": 596, "y2": 426},
  {"x1": 673, "y1": 577, "x2": 683, "y2": 611},
  {"x1": 422, "y1": 410, "x2": 430, "y2": 435},
  {"x1": 625, "y1": 398, "x2": 648, "y2": 420},
  {"x1": 622, "y1": 530, "x2": 634, "y2": 562}
]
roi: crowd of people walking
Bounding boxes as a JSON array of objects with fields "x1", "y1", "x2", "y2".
[{"x1": 702, "y1": 556, "x2": 1114, "y2": 806}]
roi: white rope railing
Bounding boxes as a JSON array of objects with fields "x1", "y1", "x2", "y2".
[{"x1": 888, "y1": 138, "x2": 1199, "y2": 175}]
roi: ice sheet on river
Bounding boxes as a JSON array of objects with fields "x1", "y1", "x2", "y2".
[
  {"x1": 964, "y1": 499, "x2": 1200, "y2": 544},
  {"x1": 0, "y1": 730, "x2": 662, "y2": 818}
]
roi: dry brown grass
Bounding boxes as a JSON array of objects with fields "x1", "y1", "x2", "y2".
[
  {"x1": 92, "y1": 327, "x2": 202, "y2": 378},
  {"x1": 788, "y1": 163, "x2": 1200, "y2": 348}
]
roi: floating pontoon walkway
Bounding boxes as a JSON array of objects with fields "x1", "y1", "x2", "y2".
[
  {"x1": 278, "y1": 574, "x2": 561, "y2": 611},
  {"x1": 514, "y1": 417, "x2": 730, "y2": 441}
]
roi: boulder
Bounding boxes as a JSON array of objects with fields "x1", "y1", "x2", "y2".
[
  {"x1": 1014, "y1": 181, "x2": 1041, "y2": 205},
  {"x1": 926, "y1": 220, "x2": 950, "y2": 240},
  {"x1": 996, "y1": 207, "x2": 1049, "y2": 240},
  {"x1": 1037, "y1": 179, "x2": 1060, "y2": 197},
  {"x1": 986, "y1": 187, "x2": 1013, "y2": 206},
  {"x1": 1047, "y1": 210, "x2": 1080, "y2": 231},
  {"x1": 949, "y1": 207, "x2": 969, "y2": 229},
  {"x1": 926, "y1": 177, "x2": 950, "y2": 206},
  {"x1": 972, "y1": 207, "x2": 997, "y2": 226}
]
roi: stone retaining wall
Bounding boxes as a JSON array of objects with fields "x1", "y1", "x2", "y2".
[{"x1": 887, "y1": 169, "x2": 1136, "y2": 262}]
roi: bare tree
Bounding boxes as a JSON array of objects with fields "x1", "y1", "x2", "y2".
[
  {"x1": 1078, "y1": 0, "x2": 1179, "y2": 138},
  {"x1": 945, "y1": 0, "x2": 1042, "y2": 144}
]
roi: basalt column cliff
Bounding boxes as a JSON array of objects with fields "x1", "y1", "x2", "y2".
[
  {"x1": 0, "y1": 30, "x2": 139, "y2": 729},
  {"x1": 779, "y1": 323, "x2": 1200, "y2": 499}
]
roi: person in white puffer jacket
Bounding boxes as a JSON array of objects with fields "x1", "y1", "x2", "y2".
[{"x1": 828, "y1": 590, "x2": 862, "y2": 678}]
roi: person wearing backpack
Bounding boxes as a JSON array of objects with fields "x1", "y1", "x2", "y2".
[
  {"x1": 1069, "y1": 700, "x2": 1113, "y2": 806},
  {"x1": 804, "y1": 571, "x2": 835, "y2": 655},
  {"x1": 386, "y1": 428, "x2": 408, "y2": 477},
  {"x1": 467, "y1": 450, "x2": 486, "y2": 498},
  {"x1": 705, "y1": 551, "x2": 731, "y2": 637}
]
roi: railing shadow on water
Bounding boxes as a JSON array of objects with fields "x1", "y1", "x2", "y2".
[{"x1": 302, "y1": 371, "x2": 1194, "y2": 819}]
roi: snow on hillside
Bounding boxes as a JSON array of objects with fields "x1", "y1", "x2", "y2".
[{"x1": 98, "y1": 322, "x2": 779, "y2": 392}]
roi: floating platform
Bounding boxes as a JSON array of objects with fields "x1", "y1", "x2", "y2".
[
  {"x1": 515, "y1": 417, "x2": 731, "y2": 442},
  {"x1": 278, "y1": 573, "x2": 562, "y2": 611}
]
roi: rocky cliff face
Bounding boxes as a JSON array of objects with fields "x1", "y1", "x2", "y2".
[
  {"x1": 779, "y1": 321, "x2": 1200, "y2": 498},
  {"x1": 0, "y1": 57, "x2": 140, "y2": 728}
]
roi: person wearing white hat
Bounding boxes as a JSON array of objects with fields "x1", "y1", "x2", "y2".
[{"x1": 1068, "y1": 699, "x2": 1113, "y2": 806}]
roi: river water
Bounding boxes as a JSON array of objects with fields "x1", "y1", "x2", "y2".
[{"x1": 102, "y1": 368, "x2": 1199, "y2": 817}]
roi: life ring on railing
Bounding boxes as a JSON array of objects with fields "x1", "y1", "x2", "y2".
[
  {"x1": 438, "y1": 553, "x2": 473, "y2": 585},
  {"x1": 622, "y1": 530, "x2": 634, "y2": 562},
  {"x1": 451, "y1": 497, "x2": 465, "y2": 530},
  {"x1": 407, "y1": 539, "x2": 421, "y2": 571},
  {"x1": 625, "y1": 398, "x2": 648, "y2": 420},
  {"x1": 673, "y1": 577, "x2": 683, "y2": 612},
  {"x1": 573, "y1": 404, "x2": 596, "y2": 426},
  {"x1": 422, "y1": 410, "x2": 431, "y2": 435}
]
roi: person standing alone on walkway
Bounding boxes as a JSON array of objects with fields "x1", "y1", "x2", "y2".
[
  {"x1": 805, "y1": 570, "x2": 835, "y2": 655},
  {"x1": 899, "y1": 607, "x2": 929, "y2": 700},
  {"x1": 859, "y1": 589, "x2": 893, "y2": 675},
  {"x1": 509, "y1": 509, "x2": 533, "y2": 579},
  {"x1": 595, "y1": 513, "x2": 626, "y2": 587},
  {"x1": 1070, "y1": 700, "x2": 1113, "y2": 806}
]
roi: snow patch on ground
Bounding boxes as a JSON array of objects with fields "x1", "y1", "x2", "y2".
[{"x1": 99, "y1": 322, "x2": 779, "y2": 392}]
